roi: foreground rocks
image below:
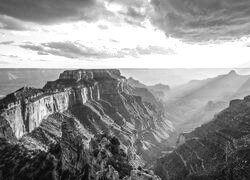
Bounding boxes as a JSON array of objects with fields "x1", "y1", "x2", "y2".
[
  {"x1": 0, "y1": 131, "x2": 161, "y2": 180},
  {"x1": 154, "y1": 96, "x2": 250, "y2": 180}
]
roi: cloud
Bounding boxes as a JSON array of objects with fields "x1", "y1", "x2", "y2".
[
  {"x1": 115, "y1": 1, "x2": 149, "y2": 28},
  {"x1": 119, "y1": 45, "x2": 175, "y2": 57},
  {"x1": 122, "y1": 7, "x2": 145, "y2": 20},
  {"x1": 150, "y1": 0, "x2": 250, "y2": 42},
  {"x1": 19, "y1": 41, "x2": 123, "y2": 59},
  {"x1": 136, "y1": 45, "x2": 176, "y2": 55},
  {"x1": 37, "y1": 51, "x2": 49, "y2": 55},
  {"x1": 98, "y1": 24, "x2": 109, "y2": 30},
  {"x1": 0, "y1": 0, "x2": 112, "y2": 24},
  {"x1": 19, "y1": 44, "x2": 45, "y2": 52},
  {"x1": 109, "y1": 39, "x2": 119, "y2": 43},
  {"x1": 0, "y1": 15, "x2": 31, "y2": 30},
  {"x1": 19, "y1": 41, "x2": 175, "y2": 59},
  {"x1": 0, "y1": 40, "x2": 14, "y2": 45},
  {"x1": 0, "y1": 54, "x2": 19, "y2": 59}
]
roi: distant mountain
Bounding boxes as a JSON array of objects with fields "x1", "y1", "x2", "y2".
[
  {"x1": 166, "y1": 70, "x2": 250, "y2": 131},
  {"x1": 0, "y1": 69, "x2": 64, "y2": 96},
  {"x1": 148, "y1": 83, "x2": 170, "y2": 99},
  {"x1": 127, "y1": 77, "x2": 170, "y2": 99},
  {"x1": 127, "y1": 77, "x2": 147, "y2": 88},
  {"x1": 155, "y1": 96, "x2": 250, "y2": 180}
]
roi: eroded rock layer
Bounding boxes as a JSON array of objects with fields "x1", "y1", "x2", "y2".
[
  {"x1": 0, "y1": 69, "x2": 174, "y2": 179},
  {"x1": 154, "y1": 96, "x2": 250, "y2": 180}
]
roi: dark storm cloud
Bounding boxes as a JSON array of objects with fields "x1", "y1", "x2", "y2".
[
  {"x1": 108, "y1": 0, "x2": 146, "y2": 8},
  {"x1": 150, "y1": 0, "x2": 250, "y2": 42},
  {"x1": 121, "y1": 7, "x2": 145, "y2": 20},
  {"x1": 0, "y1": 15, "x2": 31, "y2": 30},
  {"x1": 120, "y1": 7, "x2": 147, "y2": 28},
  {"x1": 0, "y1": 0, "x2": 111, "y2": 24},
  {"x1": 115, "y1": 0, "x2": 150, "y2": 28}
]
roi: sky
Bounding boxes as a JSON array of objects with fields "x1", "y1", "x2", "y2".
[{"x1": 1, "y1": 0, "x2": 250, "y2": 68}]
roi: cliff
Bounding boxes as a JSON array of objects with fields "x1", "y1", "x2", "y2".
[
  {"x1": 0, "y1": 69, "x2": 174, "y2": 179},
  {"x1": 0, "y1": 69, "x2": 124, "y2": 139},
  {"x1": 154, "y1": 96, "x2": 250, "y2": 180}
]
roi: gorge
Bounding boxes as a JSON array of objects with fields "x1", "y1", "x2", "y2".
[
  {"x1": 0, "y1": 69, "x2": 174, "y2": 180},
  {"x1": 0, "y1": 69, "x2": 250, "y2": 180}
]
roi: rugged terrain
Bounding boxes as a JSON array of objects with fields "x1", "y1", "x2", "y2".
[
  {"x1": 0, "y1": 69, "x2": 174, "y2": 179},
  {"x1": 166, "y1": 70, "x2": 250, "y2": 132},
  {"x1": 127, "y1": 77, "x2": 170, "y2": 100},
  {"x1": 154, "y1": 96, "x2": 250, "y2": 180}
]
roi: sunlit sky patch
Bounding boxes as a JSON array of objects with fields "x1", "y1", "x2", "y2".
[{"x1": 0, "y1": 0, "x2": 250, "y2": 68}]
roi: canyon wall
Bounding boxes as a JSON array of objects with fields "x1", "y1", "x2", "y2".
[
  {"x1": 0, "y1": 69, "x2": 121, "y2": 139},
  {"x1": 0, "y1": 87, "x2": 93, "y2": 139},
  {"x1": 0, "y1": 69, "x2": 174, "y2": 160},
  {"x1": 154, "y1": 96, "x2": 250, "y2": 180},
  {"x1": 0, "y1": 69, "x2": 175, "y2": 179}
]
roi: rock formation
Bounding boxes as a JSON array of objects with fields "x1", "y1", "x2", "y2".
[
  {"x1": 154, "y1": 96, "x2": 250, "y2": 180},
  {"x1": 0, "y1": 69, "x2": 174, "y2": 179}
]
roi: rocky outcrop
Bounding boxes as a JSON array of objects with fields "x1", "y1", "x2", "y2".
[
  {"x1": 0, "y1": 87, "x2": 89, "y2": 139},
  {"x1": 154, "y1": 96, "x2": 250, "y2": 180},
  {"x1": 0, "y1": 69, "x2": 174, "y2": 179},
  {"x1": 0, "y1": 128, "x2": 161, "y2": 180},
  {"x1": 0, "y1": 70, "x2": 126, "y2": 139}
]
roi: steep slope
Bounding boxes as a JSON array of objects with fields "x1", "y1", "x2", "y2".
[
  {"x1": 154, "y1": 96, "x2": 250, "y2": 180},
  {"x1": 0, "y1": 69, "x2": 174, "y2": 175},
  {"x1": 127, "y1": 77, "x2": 170, "y2": 100},
  {"x1": 166, "y1": 70, "x2": 250, "y2": 131},
  {"x1": 148, "y1": 84, "x2": 170, "y2": 99},
  {"x1": 127, "y1": 77, "x2": 147, "y2": 89},
  {"x1": 0, "y1": 122, "x2": 162, "y2": 180}
]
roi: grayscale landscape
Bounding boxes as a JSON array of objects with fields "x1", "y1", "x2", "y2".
[{"x1": 1, "y1": 0, "x2": 250, "y2": 179}]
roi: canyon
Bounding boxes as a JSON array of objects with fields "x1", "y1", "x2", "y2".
[
  {"x1": 154, "y1": 96, "x2": 250, "y2": 179},
  {"x1": 0, "y1": 69, "x2": 174, "y2": 179},
  {"x1": 1, "y1": 69, "x2": 250, "y2": 180}
]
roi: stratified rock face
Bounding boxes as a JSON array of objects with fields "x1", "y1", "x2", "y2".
[
  {"x1": 0, "y1": 87, "x2": 86, "y2": 139},
  {"x1": 154, "y1": 96, "x2": 250, "y2": 180},
  {"x1": 0, "y1": 70, "x2": 124, "y2": 139},
  {"x1": 0, "y1": 69, "x2": 174, "y2": 179}
]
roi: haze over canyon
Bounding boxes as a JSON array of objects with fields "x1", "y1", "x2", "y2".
[{"x1": 0, "y1": 69, "x2": 250, "y2": 180}]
